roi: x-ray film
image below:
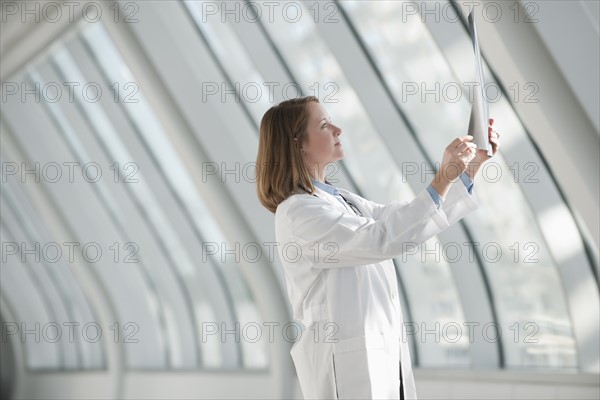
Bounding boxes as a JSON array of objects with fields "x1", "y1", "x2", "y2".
[{"x1": 467, "y1": 10, "x2": 493, "y2": 157}]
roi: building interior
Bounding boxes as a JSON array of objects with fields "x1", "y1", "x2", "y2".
[{"x1": 0, "y1": 0, "x2": 599, "y2": 398}]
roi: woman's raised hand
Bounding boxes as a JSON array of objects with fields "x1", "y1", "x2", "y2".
[
  {"x1": 431, "y1": 120, "x2": 498, "y2": 197},
  {"x1": 429, "y1": 135, "x2": 476, "y2": 199},
  {"x1": 439, "y1": 135, "x2": 478, "y2": 182}
]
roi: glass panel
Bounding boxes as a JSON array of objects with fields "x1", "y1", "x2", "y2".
[
  {"x1": 2, "y1": 16, "x2": 268, "y2": 370},
  {"x1": 0, "y1": 221, "x2": 61, "y2": 369},
  {"x1": 0, "y1": 169, "x2": 103, "y2": 369},
  {"x1": 184, "y1": 0, "x2": 273, "y2": 126},
  {"x1": 80, "y1": 22, "x2": 266, "y2": 369},
  {"x1": 2, "y1": 67, "x2": 170, "y2": 369},
  {"x1": 340, "y1": 0, "x2": 577, "y2": 369}
]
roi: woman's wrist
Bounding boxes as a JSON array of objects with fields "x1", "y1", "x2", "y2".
[{"x1": 430, "y1": 170, "x2": 453, "y2": 199}]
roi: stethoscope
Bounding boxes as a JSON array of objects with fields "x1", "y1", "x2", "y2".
[{"x1": 338, "y1": 193, "x2": 363, "y2": 217}]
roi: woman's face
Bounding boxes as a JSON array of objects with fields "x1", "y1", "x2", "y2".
[{"x1": 300, "y1": 102, "x2": 344, "y2": 171}]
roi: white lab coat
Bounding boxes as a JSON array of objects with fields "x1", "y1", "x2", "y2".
[{"x1": 275, "y1": 181, "x2": 479, "y2": 399}]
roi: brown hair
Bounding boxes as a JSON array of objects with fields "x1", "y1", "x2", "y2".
[{"x1": 256, "y1": 96, "x2": 319, "y2": 213}]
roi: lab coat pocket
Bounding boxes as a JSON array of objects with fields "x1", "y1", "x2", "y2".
[{"x1": 332, "y1": 332, "x2": 397, "y2": 399}]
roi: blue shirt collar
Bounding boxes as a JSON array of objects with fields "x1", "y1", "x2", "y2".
[{"x1": 311, "y1": 178, "x2": 340, "y2": 197}]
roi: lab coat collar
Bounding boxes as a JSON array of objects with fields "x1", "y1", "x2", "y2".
[
  {"x1": 310, "y1": 185, "x2": 355, "y2": 215},
  {"x1": 310, "y1": 178, "x2": 340, "y2": 197}
]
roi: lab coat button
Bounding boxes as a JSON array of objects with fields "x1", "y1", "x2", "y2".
[{"x1": 391, "y1": 292, "x2": 398, "y2": 299}]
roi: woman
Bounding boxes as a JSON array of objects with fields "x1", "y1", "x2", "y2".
[{"x1": 256, "y1": 96, "x2": 499, "y2": 399}]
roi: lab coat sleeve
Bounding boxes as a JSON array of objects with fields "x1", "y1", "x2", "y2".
[
  {"x1": 440, "y1": 176, "x2": 480, "y2": 225},
  {"x1": 353, "y1": 179, "x2": 479, "y2": 226},
  {"x1": 282, "y1": 188, "x2": 461, "y2": 269}
]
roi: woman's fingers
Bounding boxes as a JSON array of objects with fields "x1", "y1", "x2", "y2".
[
  {"x1": 451, "y1": 135, "x2": 473, "y2": 148},
  {"x1": 458, "y1": 141, "x2": 477, "y2": 151},
  {"x1": 455, "y1": 138, "x2": 475, "y2": 149},
  {"x1": 489, "y1": 133, "x2": 499, "y2": 154}
]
